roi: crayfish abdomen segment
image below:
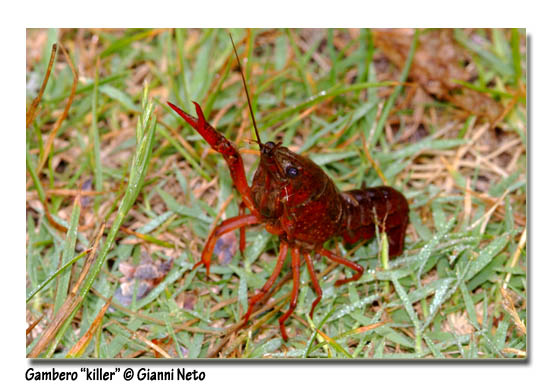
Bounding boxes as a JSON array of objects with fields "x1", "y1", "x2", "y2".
[{"x1": 340, "y1": 186, "x2": 409, "y2": 257}]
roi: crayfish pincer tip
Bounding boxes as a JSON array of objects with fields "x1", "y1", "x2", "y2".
[
  {"x1": 167, "y1": 101, "x2": 182, "y2": 114},
  {"x1": 192, "y1": 102, "x2": 206, "y2": 122}
]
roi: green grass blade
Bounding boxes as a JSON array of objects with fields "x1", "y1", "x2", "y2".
[
  {"x1": 26, "y1": 249, "x2": 89, "y2": 303},
  {"x1": 53, "y1": 199, "x2": 81, "y2": 314}
]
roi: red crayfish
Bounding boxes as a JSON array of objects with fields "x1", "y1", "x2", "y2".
[{"x1": 167, "y1": 38, "x2": 409, "y2": 341}]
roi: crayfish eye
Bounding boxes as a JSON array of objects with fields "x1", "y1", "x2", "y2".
[{"x1": 285, "y1": 166, "x2": 299, "y2": 178}]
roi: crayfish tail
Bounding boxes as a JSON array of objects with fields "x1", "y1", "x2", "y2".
[{"x1": 340, "y1": 186, "x2": 409, "y2": 257}]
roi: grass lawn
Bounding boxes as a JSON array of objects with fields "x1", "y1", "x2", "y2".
[{"x1": 26, "y1": 28, "x2": 526, "y2": 359}]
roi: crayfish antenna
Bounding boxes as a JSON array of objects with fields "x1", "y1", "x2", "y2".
[{"x1": 229, "y1": 33, "x2": 262, "y2": 150}]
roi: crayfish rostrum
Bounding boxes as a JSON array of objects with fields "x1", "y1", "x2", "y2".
[{"x1": 167, "y1": 39, "x2": 409, "y2": 341}]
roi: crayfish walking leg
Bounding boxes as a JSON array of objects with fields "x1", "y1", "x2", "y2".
[
  {"x1": 304, "y1": 252, "x2": 323, "y2": 319},
  {"x1": 278, "y1": 246, "x2": 301, "y2": 341},
  {"x1": 242, "y1": 241, "x2": 289, "y2": 324},
  {"x1": 316, "y1": 247, "x2": 364, "y2": 287}
]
